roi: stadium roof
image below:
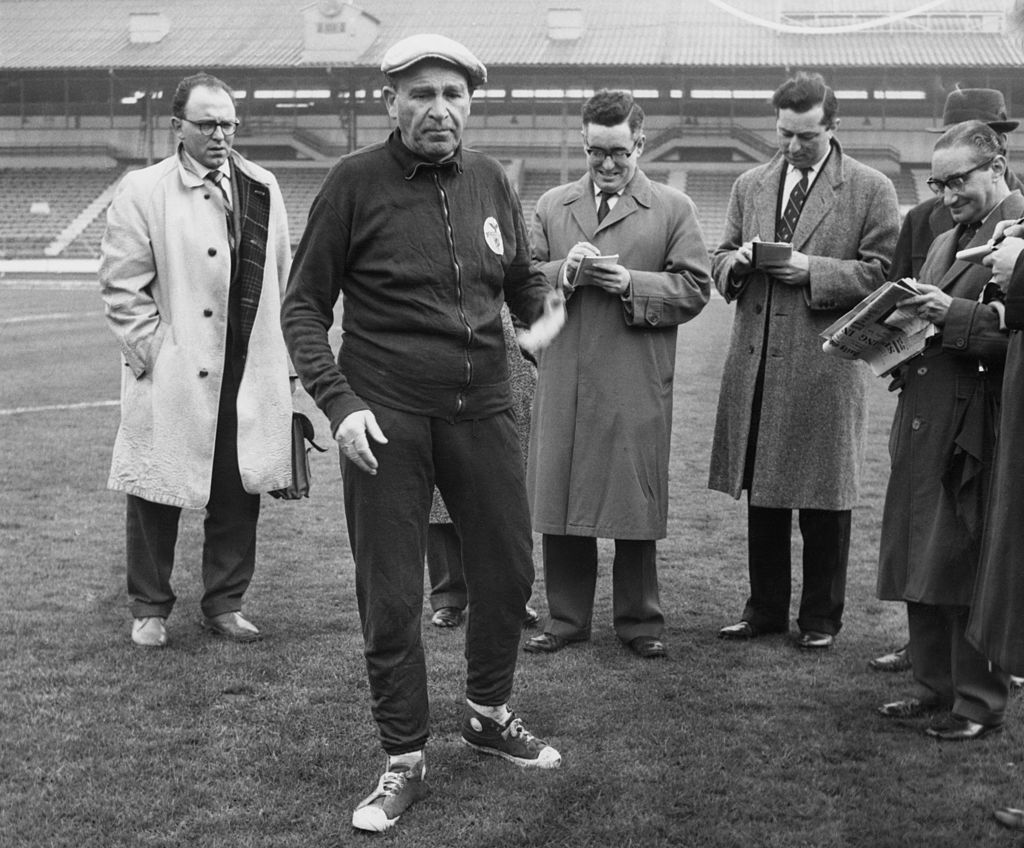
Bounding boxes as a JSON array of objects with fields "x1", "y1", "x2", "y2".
[{"x1": 1, "y1": 0, "x2": 1023, "y2": 72}]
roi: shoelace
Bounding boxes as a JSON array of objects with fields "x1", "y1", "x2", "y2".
[
  {"x1": 378, "y1": 769, "x2": 409, "y2": 797},
  {"x1": 504, "y1": 715, "x2": 536, "y2": 742}
]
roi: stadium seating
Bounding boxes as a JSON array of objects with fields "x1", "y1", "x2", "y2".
[
  {"x1": 0, "y1": 168, "x2": 121, "y2": 259},
  {"x1": 0, "y1": 157, "x2": 929, "y2": 261}
]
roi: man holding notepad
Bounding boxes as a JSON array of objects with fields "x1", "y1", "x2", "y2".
[
  {"x1": 523, "y1": 89, "x2": 711, "y2": 660},
  {"x1": 709, "y1": 72, "x2": 899, "y2": 650}
]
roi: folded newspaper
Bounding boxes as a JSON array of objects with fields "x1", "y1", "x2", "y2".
[{"x1": 820, "y1": 279, "x2": 935, "y2": 377}]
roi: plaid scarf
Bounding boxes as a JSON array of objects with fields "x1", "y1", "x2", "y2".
[{"x1": 231, "y1": 164, "x2": 270, "y2": 354}]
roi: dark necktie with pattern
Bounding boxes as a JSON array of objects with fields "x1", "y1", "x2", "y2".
[
  {"x1": 956, "y1": 221, "x2": 981, "y2": 251},
  {"x1": 597, "y1": 190, "x2": 614, "y2": 223},
  {"x1": 206, "y1": 169, "x2": 236, "y2": 251},
  {"x1": 776, "y1": 168, "x2": 810, "y2": 243}
]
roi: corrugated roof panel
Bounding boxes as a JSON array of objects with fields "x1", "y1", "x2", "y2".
[{"x1": 1, "y1": 0, "x2": 1023, "y2": 70}]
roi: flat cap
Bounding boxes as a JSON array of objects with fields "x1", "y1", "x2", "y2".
[{"x1": 380, "y1": 33, "x2": 487, "y2": 88}]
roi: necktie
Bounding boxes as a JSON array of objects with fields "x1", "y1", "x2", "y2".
[
  {"x1": 956, "y1": 221, "x2": 981, "y2": 251},
  {"x1": 597, "y1": 191, "x2": 614, "y2": 224},
  {"x1": 776, "y1": 168, "x2": 810, "y2": 243},
  {"x1": 206, "y1": 170, "x2": 236, "y2": 250}
]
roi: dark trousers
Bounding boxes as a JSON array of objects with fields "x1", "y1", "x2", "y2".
[
  {"x1": 125, "y1": 355, "x2": 259, "y2": 620},
  {"x1": 426, "y1": 522, "x2": 467, "y2": 612},
  {"x1": 542, "y1": 534, "x2": 663, "y2": 643},
  {"x1": 907, "y1": 601, "x2": 1009, "y2": 726},
  {"x1": 343, "y1": 403, "x2": 533, "y2": 756},
  {"x1": 742, "y1": 503, "x2": 851, "y2": 635}
]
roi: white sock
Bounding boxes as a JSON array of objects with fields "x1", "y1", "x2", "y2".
[
  {"x1": 387, "y1": 750, "x2": 424, "y2": 775},
  {"x1": 467, "y1": 699, "x2": 512, "y2": 724}
]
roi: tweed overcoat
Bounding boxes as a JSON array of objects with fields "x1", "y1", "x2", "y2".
[
  {"x1": 99, "y1": 150, "x2": 293, "y2": 508},
  {"x1": 968, "y1": 249, "x2": 1024, "y2": 674},
  {"x1": 527, "y1": 169, "x2": 711, "y2": 539},
  {"x1": 876, "y1": 191, "x2": 1022, "y2": 605},
  {"x1": 708, "y1": 141, "x2": 899, "y2": 510}
]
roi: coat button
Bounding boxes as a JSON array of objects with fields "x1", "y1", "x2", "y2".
[
  {"x1": 917, "y1": 366, "x2": 927, "y2": 375},
  {"x1": 911, "y1": 417, "x2": 922, "y2": 430},
  {"x1": 203, "y1": 309, "x2": 213, "y2": 317},
  {"x1": 955, "y1": 338, "x2": 966, "y2": 348},
  {"x1": 198, "y1": 369, "x2": 209, "y2": 378},
  {"x1": 649, "y1": 314, "x2": 660, "y2": 325},
  {"x1": 748, "y1": 345, "x2": 756, "y2": 354},
  {"x1": 208, "y1": 247, "x2": 217, "y2": 256},
  {"x1": 754, "y1": 304, "x2": 763, "y2": 314}
]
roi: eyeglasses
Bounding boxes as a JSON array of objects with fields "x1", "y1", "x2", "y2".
[
  {"x1": 584, "y1": 139, "x2": 641, "y2": 165},
  {"x1": 180, "y1": 117, "x2": 240, "y2": 137},
  {"x1": 926, "y1": 157, "x2": 995, "y2": 195}
]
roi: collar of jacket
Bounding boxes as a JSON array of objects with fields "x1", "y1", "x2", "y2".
[
  {"x1": 561, "y1": 167, "x2": 654, "y2": 209},
  {"x1": 173, "y1": 144, "x2": 262, "y2": 188},
  {"x1": 762, "y1": 137, "x2": 846, "y2": 189},
  {"x1": 386, "y1": 129, "x2": 464, "y2": 180}
]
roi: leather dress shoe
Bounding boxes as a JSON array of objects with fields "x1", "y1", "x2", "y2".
[
  {"x1": 629, "y1": 636, "x2": 666, "y2": 659},
  {"x1": 523, "y1": 632, "x2": 569, "y2": 654},
  {"x1": 795, "y1": 630, "x2": 834, "y2": 650},
  {"x1": 523, "y1": 605, "x2": 540, "y2": 628},
  {"x1": 718, "y1": 620, "x2": 758, "y2": 640},
  {"x1": 431, "y1": 607, "x2": 464, "y2": 628},
  {"x1": 203, "y1": 611, "x2": 261, "y2": 643},
  {"x1": 994, "y1": 807, "x2": 1024, "y2": 829},
  {"x1": 925, "y1": 715, "x2": 1002, "y2": 741},
  {"x1": 877, "y1": 697, "x2": 943, "y2": 719},
  {"x1": 868, "y1": 645, "x2": 912, "y2": 672}
]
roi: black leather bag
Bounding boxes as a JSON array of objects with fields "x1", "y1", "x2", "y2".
[{"x1": 269, "y1": 411, "x2": 326, "y2": 500}]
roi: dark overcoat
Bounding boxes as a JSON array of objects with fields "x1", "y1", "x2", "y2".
[
  {"x1": 968, "y1": 245, "x2": 1024, "y2": 674},
  {"x1": 708, "y1": 141, "x2": 900, "y2": 510},
  {"x1": 876, "y1": 191, "x2": 1022, "y2": 605},
  {"x1": 527, "y1": 169, "x2": 711, "y2": 539}
]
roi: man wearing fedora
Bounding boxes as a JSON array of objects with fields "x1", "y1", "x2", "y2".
[
  {"x1": 282, "y1": 33, "x2": 563, "y2": 834},
  {"x1": 869, "y1": 87, "x2": 1022, "y2": 675}
]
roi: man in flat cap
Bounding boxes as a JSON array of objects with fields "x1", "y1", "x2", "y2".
[
  {"x1": 869, "y1": 86, "x2": 1022, "y2": 675},
  {"x1": 282, "y1": 32, "x2": 564, "y2": 833}
]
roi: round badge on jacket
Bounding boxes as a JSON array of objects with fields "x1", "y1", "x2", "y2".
[{"x1": 483, "y1": 217, "x2": 503, "y2": 255}]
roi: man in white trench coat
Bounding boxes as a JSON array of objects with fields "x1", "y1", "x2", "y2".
[
  {"x1": 523, "y1": 89, "x2": 711, "y2": 660},
  {"x1": 99, "y1": 73, "x2": 294, "y2": 648}
]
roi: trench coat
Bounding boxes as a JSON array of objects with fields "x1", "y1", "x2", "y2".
[
  {"x1": 968, "y1": 248, "x2": 1024, "y2": 674},
  {"x1": 99, "y1": 150, "x2": 293, "y2": 508},
  {"x1": 876, "y1": 191, "x2": 1022, "y2": 605},
  {"x1": 526, "y1": 169, "x2": 711, "y2": 539},
  {"x1": 708, "y1": 141, "x2": 899, "y2": 510}
]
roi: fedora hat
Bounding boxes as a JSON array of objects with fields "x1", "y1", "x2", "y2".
[{"x1": 927, "y1": 88, "x2": 1019, "y2": 133}]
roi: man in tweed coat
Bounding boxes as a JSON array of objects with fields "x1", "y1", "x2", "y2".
[{"x1": 709, "y1": 72, "x2": 899, "y2": 650}]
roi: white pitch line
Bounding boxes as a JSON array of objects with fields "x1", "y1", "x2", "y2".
[
  {"x1": 1, "y1": 311, "x2": 104, "y2": 325},
  {"x1": 0, "y1": 400, "x2": 119, "y2": 416}
]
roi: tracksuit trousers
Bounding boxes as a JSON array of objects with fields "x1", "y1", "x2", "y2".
[{"x1": 342, "y1": 402, "x2": 534, "y2": 755}]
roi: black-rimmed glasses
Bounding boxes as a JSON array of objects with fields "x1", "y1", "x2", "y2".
[
  {"x1": 584, "y1": 139, "x2": 641, "y2": 165},
  {"x1": 926, "y1": 157, "x2": 995, "y2": 195},
  {"x1": 180, "y1": 117, "x2": 240, "y2": 137}
]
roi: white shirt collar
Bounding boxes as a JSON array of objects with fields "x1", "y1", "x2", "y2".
[{"x1": 180, "y1": 146, "x2": 230, "y2": 182}]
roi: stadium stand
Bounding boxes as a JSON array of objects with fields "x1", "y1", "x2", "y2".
[{"x1": 3, "y1": 0, "x2": 1024, "y2": 267}]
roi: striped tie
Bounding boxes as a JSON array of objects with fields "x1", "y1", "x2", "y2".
[{"x1": 776, "y1": 168, "x2": 810, "y2": 243}]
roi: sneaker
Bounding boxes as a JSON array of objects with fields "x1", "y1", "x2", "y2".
[
  {"x1": 461, "y1": 708, "x2": 561, "y2": 769},
  {"x1": 351, "y1": 758, "x2": 428, "y2": 832},
  {"x1": 131, "y1": 616, "x2": 167, "y2": 647}
]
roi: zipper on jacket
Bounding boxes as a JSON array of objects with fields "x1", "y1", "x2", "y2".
[{"x1": 434, "y1": 170, "x2": 472, "y2": 418}]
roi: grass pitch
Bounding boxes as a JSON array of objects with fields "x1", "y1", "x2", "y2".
[{"x1": 1, "y1": 282, "x2": 1021, "y2": 847}]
